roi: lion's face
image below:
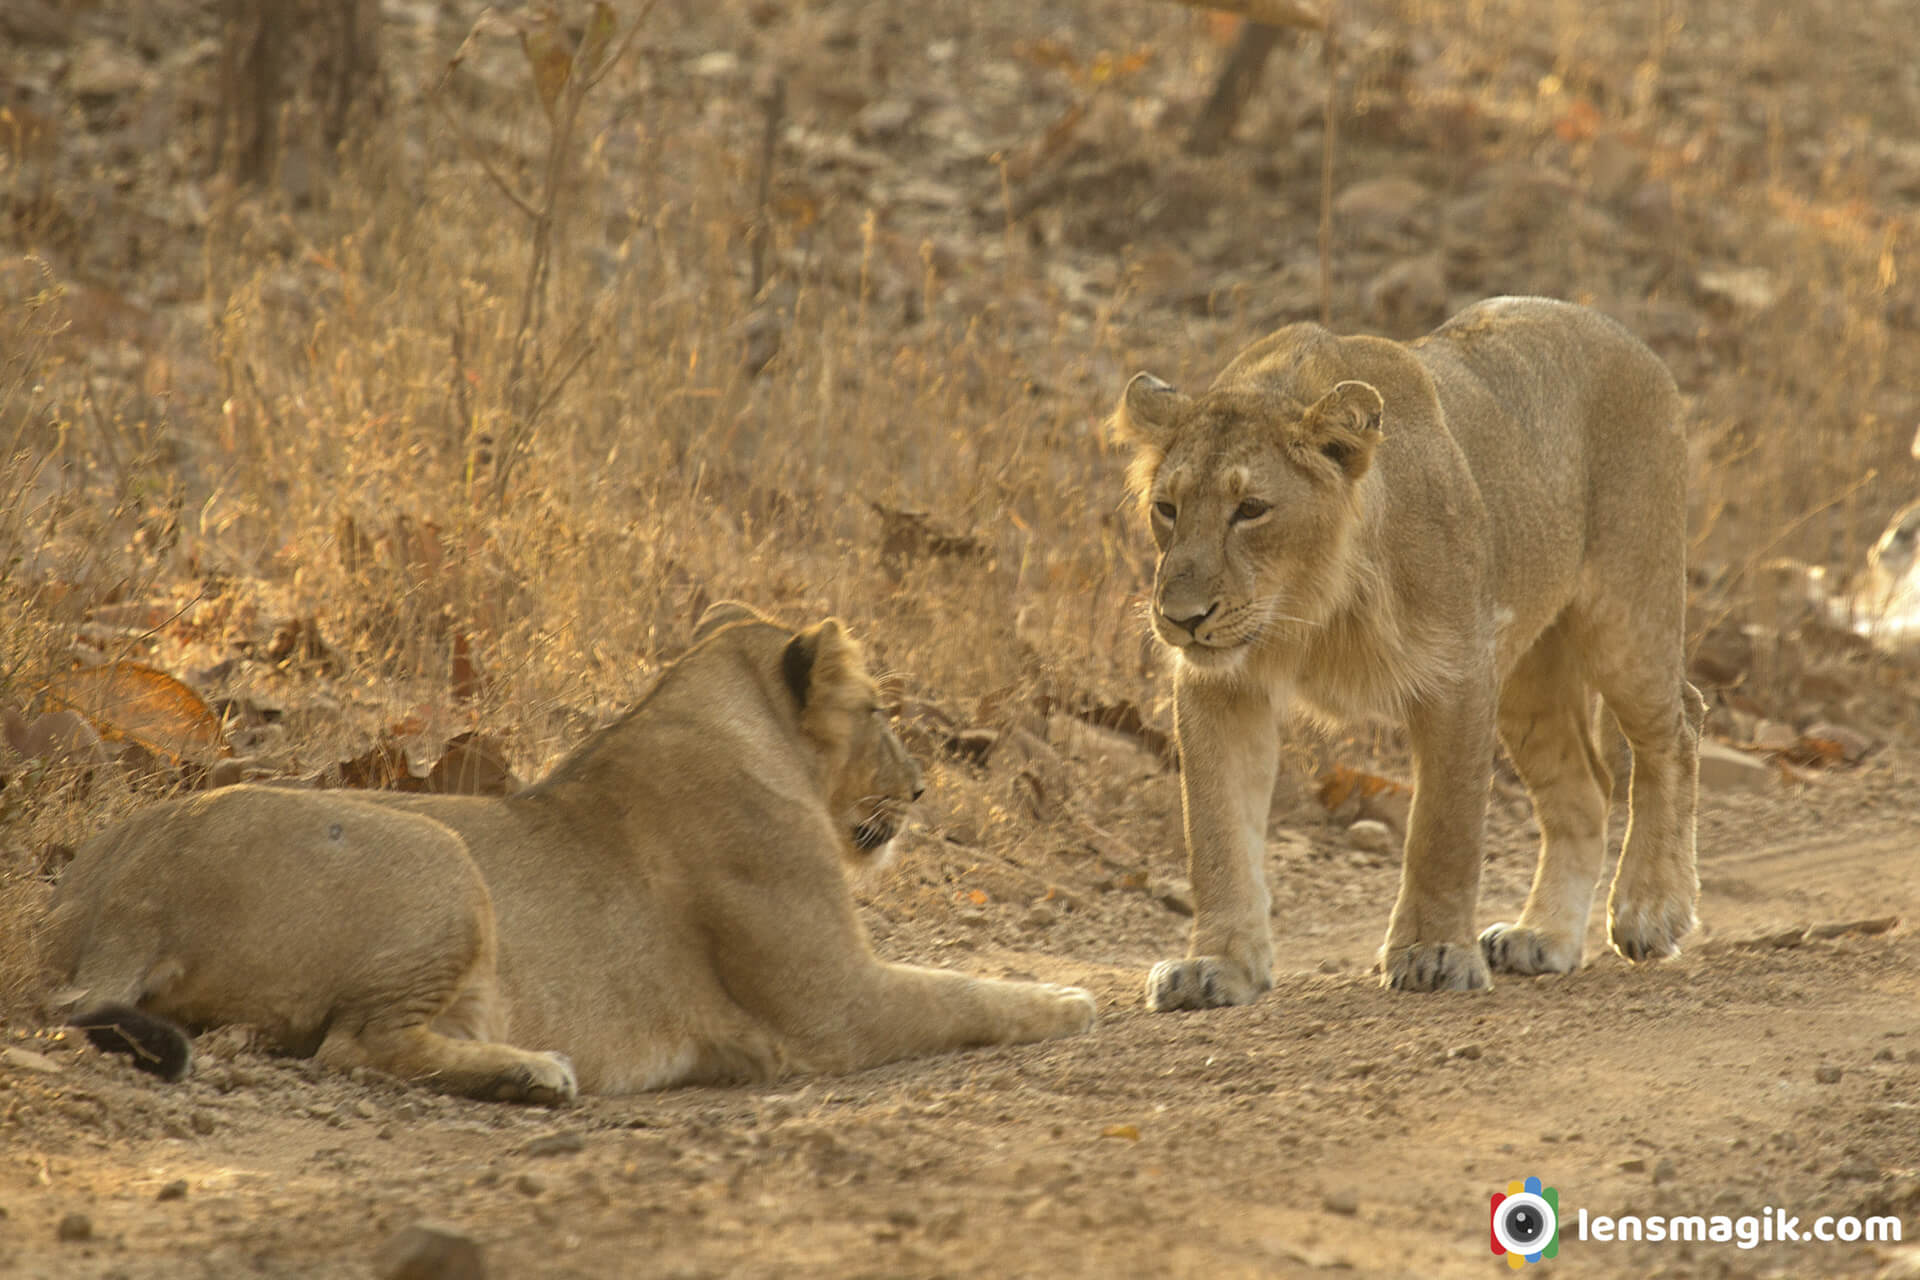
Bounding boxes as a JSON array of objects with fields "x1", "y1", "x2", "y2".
[
  {"x1": 695, "y1": 604, "x2": 926, "y2": 864},
  {"x1": 829, "y1": 699, "x2": 923, "y2": 862},
  {"x1": 1113, "y1": 363, "x2": 1385, "y2": 672}
]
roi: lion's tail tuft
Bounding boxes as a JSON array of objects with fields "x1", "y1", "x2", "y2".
[{"x1": 70, "y1": 1003, "x2": 194, "y2": 1083}]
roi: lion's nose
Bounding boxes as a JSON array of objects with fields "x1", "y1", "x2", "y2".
[{"x1": 1163, "y1": 602, "x2": 1219, "y2": 637}]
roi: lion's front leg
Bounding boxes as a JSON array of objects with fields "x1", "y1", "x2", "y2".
[
  {"x1": 826, "y1": 965, "x2": 1096, "y2": 1072},
  {"x1": 1381, "y1": 679, "x2": 1497, "y2": 992},
  {"x1": 1146, "y1": 670, "x2": 1280, "y2": 1012}
]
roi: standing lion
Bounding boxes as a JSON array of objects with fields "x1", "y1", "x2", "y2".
[{"x1": 1112, "y1": 297, "x2": 1703, "y2": 1006}]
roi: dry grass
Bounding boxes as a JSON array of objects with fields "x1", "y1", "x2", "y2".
[{"x1": 2, "y1": 0, "x2": 1916, "y2": 1020}]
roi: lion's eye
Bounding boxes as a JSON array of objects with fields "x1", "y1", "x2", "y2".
[
  {"x1": 1152, "y1": 500, "x2": 1176, "y2": 522},
  {"x1": 1231, "y1": 499, "x2": 1272, "y2": 524}
]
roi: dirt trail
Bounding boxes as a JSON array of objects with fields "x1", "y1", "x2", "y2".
[{"x1": 5, "y1": 758, "x2": 1917, "y2": 1279}]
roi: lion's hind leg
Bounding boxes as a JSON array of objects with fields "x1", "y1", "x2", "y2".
[
  {"x1": 1592, "y1": 661, "x2": 1703, "y2": 963},
  {"x1": 1480, "y1": 619, "x2": 1611, "y2": 976},
  {"x1": 316, "y1": 958, "x2": 575, "y2": 1106}
]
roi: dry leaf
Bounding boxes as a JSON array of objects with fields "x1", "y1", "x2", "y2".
[
  {"x1": 520, "y1": 19, "x2": 573, "y2": 122},
  {"x1": 43, "y1": 663, "x2": 229, "y2": 761},
  {"x1": 575, "y1": 1, "x2": 618, "y2": 83},
  {"x1": 427, "y1": 732, "x2": 518, "y2": 796}
]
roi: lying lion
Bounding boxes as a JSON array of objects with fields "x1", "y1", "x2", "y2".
[
  {"x1": 45, "y1": 604, "x2": 1096, "y2": 1101},
  {"x1": 1113, "y1": 296, "x2": 1704, "y2": 1006}
]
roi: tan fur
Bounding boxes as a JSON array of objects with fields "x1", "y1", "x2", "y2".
[
  {"x1": 1113, "y1": 297, "x2": 1704, "y2": 1006},
  {"x1": 43, "y1": 605, "x2": 1096, "y2": 1099}
]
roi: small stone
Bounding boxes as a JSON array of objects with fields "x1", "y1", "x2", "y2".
[
  {"x1": 0, "y1": 1046, "x2": 64, "y2": 1074},
  {"x1": 1617, "y1": 1157, "x2": 1647, "y2": 1173},
  {"x1": 854, "y1": 98, "x2": 915, "y2": 142},
  {"x1": 523, "y1": 1131, "x2": 585, "y2": 1158},
  {"x1": 190, "y1": 1110, "x2": 217, "y2": 1135},
  {"x1": 1815, "y1": 1065, "x2": 1844, "y2": 1085},
  {"x1": 1022, "y1": 904, "x2": 1057, "y2": 931},
  {"x1": 1833, "y1": 1159, "x2": 1881, "y2": 1182},
  {"x1": 56, "y1": 1212, "x2": 92, "y2": 1242},
  {"x1": 1317, "y1": 958, "x2": 1344, "y2": 974},
  {"x1": 1346, "y1": 820, "x2": 1394, "y2": 856},
  {"x1": 1876, "y1": 1047, "x2": 1896, "y2": 1062},
  {"x1": 372, "y1": 1221, "x2": 487, "y2": 1280},
  {"x1": 1322, "y1": 1189, "x2": 1359, "y2": 1215},
  {"x1": 1447, "y1": 1043, "x2": 1483, "y2": 1061},
  {"x1": 1696, "y1": 740, "x2": 1772, "y2": 792},
  {"x1": 1652, "y1": 1158, "x2": 1677, "y2": 1185},
  {"x1": 156, "y1": 1179, "x2": 188, "y2": 1201},
  {"x1": 513, "y1": 1172, "x2": 545, "y2": 1197},
  {"x1": 353, "y1": 1099, "x2": 378, "y2": 1120}
]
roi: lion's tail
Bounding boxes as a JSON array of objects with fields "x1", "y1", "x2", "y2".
[{"x1": 69, "y1": 1004, "x2": 193, "y2": 1083}]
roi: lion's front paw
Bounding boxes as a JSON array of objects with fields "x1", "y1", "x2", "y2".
[
  {"x1": 1608, "y1": 893, "x2": 1695, "y2": 962},
  {"x1": 1042, "y1": 984, "x2": 1098, "y2": 1037},
  {"x1": 496, "y1": 1051, "x2": 578, "y2": 1106},
  {"x1": 1382, "y1": 941, "x2": 1491, "y2": 992},
  {"x1": 1145, "y1": 956, "x2": 1272, "y2": 1012},
  {"x1": 1478, "y1": 922, "x2": 1583, "y2": 976}
]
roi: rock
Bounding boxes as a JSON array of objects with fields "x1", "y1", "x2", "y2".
[
  {"x1": 1814, "y1": 1065, "x2": 1843, "y2": 1085},
  {"x1": 1365, "y1": 254, "x2": 1449, "y2": 333},
  {"x1": 854, "y1": 98, "x2": 915, "y2": 142},
  {"x1": 513, "y1": 1172, "x2": 545, "y2": 1198},
  {"x1": 373, "y1": 1222, "x2": 487, "y2": 1280},
  {"x1": 1, "y1": 1046, "x2": 64, "y2": 1074},
  {"x1": 1696, "y1": 740, "x2": 1772, "y2": 792},
  {"x1": 56, "y1": 1212, "x2": 92, "y2": 1242},
  {"x1": 1617, "y1": 1156, "x2": 1646, "y2": 1173},
  {"x1": 1346, "y1": 820, "x2": 1395, "y2": 856},
  {"x1": 1447, "y1": 1043, "x2": 1483, "y2": 1062},
  {"x1": 1333, "y1": 175, "x2": 1430, "y2": 243},
  {"x1": 522, "y1": 1131, "x2": 585, "y2": 1158},
  {"x1": 1697, "y1": 265, "x2": 1779, "y2": 313},
  {"x1": 66, "y1": 40, "x2": 148, "y2": 98},
  {"x1": 1322, "y1": 1189, "x2": 1359, "y2": 1215},
  {"x1": 1022, "y1": 904, "x2": 1057, "y2": 931},
  {"x1": 156, "y1": 1179, "x2": 188, "y2": 1201},
  {"x1": 1652, "y1": 1158, "x2": 1677, "y2": 1185}
]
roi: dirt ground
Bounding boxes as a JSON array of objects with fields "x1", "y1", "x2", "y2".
[
  {"x1": 3, "y1": 755, "x2": 1918, "y2": 1278},
  {"x1": 6, "y1": 0, "x2": 1920, "y2": 1275}
]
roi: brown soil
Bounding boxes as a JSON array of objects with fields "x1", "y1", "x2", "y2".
[
  {"x1": 5, "y1": 758, "x2": 1919, "y2": 1278},
  {"x1": 5, "y1": 0, "x2": 1920, "y2": 1276}
]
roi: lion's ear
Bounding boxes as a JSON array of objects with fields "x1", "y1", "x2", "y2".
[
  {"x1": 1301, "y1": 380, "x2": 1384, "y2": 480},
  {"x1": 1111, "y1": 372, "x2": 1188, "y2": 453},
  {"x1": 694, "y1": 599, "x2": 763, "y2": 642},
  {"x1": 782, "y1": 618, "x2": 866, "y2": 710}
]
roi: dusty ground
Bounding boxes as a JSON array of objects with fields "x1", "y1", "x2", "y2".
[
  {"x1": 4, "y1": 757, "x2": 1919, "y2": 1278},
  {"x1": 5, "y1": 0, "x2": 1920, "y2": 1275}
]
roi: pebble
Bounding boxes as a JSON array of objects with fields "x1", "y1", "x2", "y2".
[
  {"x1": 1815, "y1": 1065, "x2": 1844, "y2": 1085},
  {"x1": 1322, "y1": 1190, "x2": 1359, "y2": 1215},
  {"x1": 1346, "y1": 820, "x2": 1394, "y2": 856},
  {"x1": 0, "y1": 1047, "x2": 64, "y2": 1074},
  {"x1": 1022, "y1": 904, "x2": 1057, "y2": 931},
  {"x1": 1652, "y1": 1158, "x2": 1678, "y2": 1185},
  {"x1": 513, "y1": 1172, "x2": 546, "y2": 1197},
  {"x1": 523, "y1": 1131, "x2": 585, "y2": 1158},
  {"x1": 156, "y1": 1179, "x2": 188, "y2": 1201},
  {"x1": 1618, "y1": 1157, "x2": 1647, "y2": 1173},
  {"x1": 372, "y1": 1221, "x2": 487, "y2": 1280},
  {"x1": 56, "y1": 1212, "x2": 92, "y2": 1242},
  {"x1": 1447, "y1": 1043, "x2": 1483, "y2": 1061}
]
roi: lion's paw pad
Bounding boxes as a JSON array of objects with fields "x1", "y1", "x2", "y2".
[
  {"x1": 1609, "y1": 896, "x2": 1696, "y2": 963},
  {"x1": 1383, "y1": 941, "x2": 1491, "y2": 992},
  {"x1": 498, "y1": 1052, "x2": 578, "y2": 1106},
  {"x1": 1145, "y1": 957, "x2": 1270, "y2": 1012},
  {"x1": 1478, "y1": 922, "x2": 1582, "y2": 975}
]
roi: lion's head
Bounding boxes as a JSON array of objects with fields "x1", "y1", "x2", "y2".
[
  {"x1": 1112, "y1": 327, "x2": 1385, "y2": 673},
  {"x1": 693, "y1": 602, "x2": 923, "y2": 862}
]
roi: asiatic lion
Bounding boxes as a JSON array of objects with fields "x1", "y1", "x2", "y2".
[
  {"x1": 1112, "y1": 296, "x2": 1704, "y2": 1006},
  {"x1": 43, "y1": 603, "x2": 1097, "y2": 1099}
]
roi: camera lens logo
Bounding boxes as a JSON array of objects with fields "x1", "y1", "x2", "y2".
[{"x1": 1490, "y1": 1177, "x2": 1559, "y2": 1267}]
